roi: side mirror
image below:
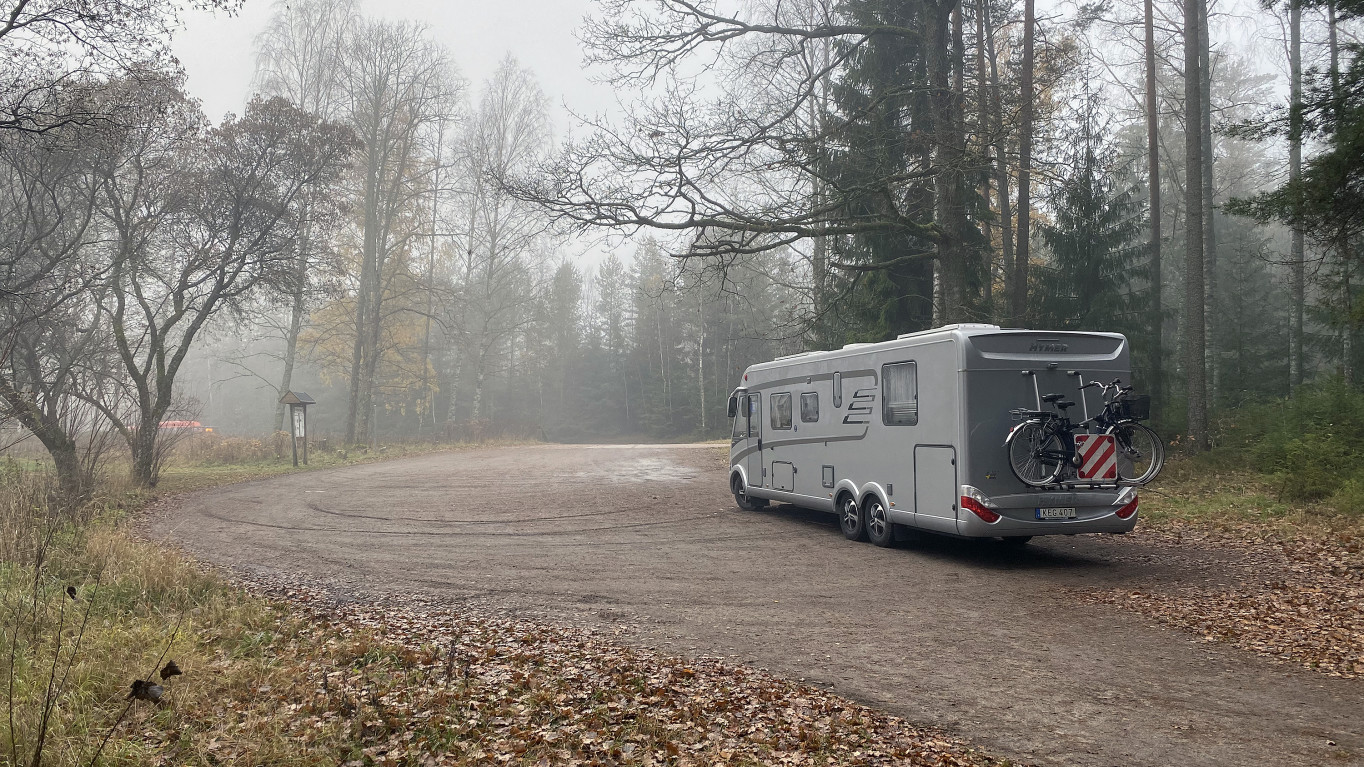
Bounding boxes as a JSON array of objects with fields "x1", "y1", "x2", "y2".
[{"x1": 727, "y1": 395, "x2": 738, "y2": 418}]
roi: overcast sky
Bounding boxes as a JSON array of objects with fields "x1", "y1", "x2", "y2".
[{"x1": 172, "y1": 0, "x2": 616, "y2": 125}]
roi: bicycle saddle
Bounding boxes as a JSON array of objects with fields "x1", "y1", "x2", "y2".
[
  {"x1": 1041, "y1": 393, "x2": 1065, "y2": 403},
  {"x1": 1055, "y1": 400, "x2": 1075, "y2": 409}
]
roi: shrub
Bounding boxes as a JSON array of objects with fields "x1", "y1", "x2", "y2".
[{"x1": 1213, "y1": 378, "x2": 1364, "y2": 508}]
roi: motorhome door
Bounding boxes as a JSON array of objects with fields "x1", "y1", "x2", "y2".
[{"x1": 747, "y1": 395, "x2": 763, "y2": 488}]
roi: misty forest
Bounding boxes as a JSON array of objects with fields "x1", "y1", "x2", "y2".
[
  {"x1": 7, "y1": 1, "x2": 1364, "y2": 765},
  {"x1": 3, "y1": 0, "x2": 1364, "y2": 490}
]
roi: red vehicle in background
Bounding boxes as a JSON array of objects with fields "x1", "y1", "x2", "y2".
[{"x1": 158, "y1": 420, "x2": 213, "y2": 433}]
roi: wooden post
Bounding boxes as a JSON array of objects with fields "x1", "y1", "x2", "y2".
[
  {"x1": 281, "y1": 391, "x2": 316, "y2": 468},
  {"x1": 290, "y1": 404, "x2": 299, "y2": 467}
]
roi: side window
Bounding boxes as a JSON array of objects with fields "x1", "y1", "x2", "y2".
[
  {"x1": 882, "y1": 362, "x2": 918, "y2": 425},
  {"x1": 833, "y1": 372, "x2": 842, "y2": 408},
  {"x1": 749, "y1": 395, "x2": 761, "y2": 438},
  {"x1": 731, "y1": 394, "x2": 747, "y2": 440},
  {"x1": 800, "y1": 392, "x2": 819, "y2": 422},
  {"x1": 770, "y1": 392, "x2": 792, "y2": 429}
]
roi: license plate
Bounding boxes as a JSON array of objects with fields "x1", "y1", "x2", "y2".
[{"x1": 1036, "y1": 507, "x2": 1077, "y2": 519}]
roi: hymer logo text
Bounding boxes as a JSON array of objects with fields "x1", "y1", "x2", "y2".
[{"x1": 1029, "y1": 340, "x2": 1070, "y2": 353}]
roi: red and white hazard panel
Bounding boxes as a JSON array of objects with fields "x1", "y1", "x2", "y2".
[{"x1": 1075, "y1": 434, "x2": 1118, "y2": 481}]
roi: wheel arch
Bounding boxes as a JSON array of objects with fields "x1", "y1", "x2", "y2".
[
  {"x1": 729, "y1": 465, "x2": 749, "y2": 492},
  {"x1": 857, "y1": 482, "x2": 890, "y2": 513}
]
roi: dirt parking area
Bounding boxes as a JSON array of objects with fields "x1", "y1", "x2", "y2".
[{"x1": 149, "y1": 444, "x2": 1364, "y2": 767}]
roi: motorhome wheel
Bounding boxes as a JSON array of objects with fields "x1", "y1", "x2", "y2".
[
  {"x1": 838, "y1": 494, "x2": 866, "y2": 541},
  {"x1": 865, "y1": 497, "x2": 895, "y2": 547},
  {"x1": 732, "y1": 475, "x2": 767, "y2": 511}
]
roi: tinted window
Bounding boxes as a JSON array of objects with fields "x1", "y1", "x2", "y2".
[
  {"x1": 770, "y1": 393, "x2": 792, "y2": 429},
  {"x1": 882, "y1": 362, "x2": 918, "y2": 425},
  {"x1": 800, "y1": 392, "x2": 819, "y2": 422}
]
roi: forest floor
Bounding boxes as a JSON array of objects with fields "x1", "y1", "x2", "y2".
[
  {"x1": 142, "y1": 443, "x2": 1363, "y2": 767},
  {"x1": 1082, "y1": 461, "x2": 1363, "y2": 680}
]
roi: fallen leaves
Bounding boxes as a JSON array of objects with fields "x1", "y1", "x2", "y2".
[
  {"x1": 141, "y1": 584, "x2": 1016, "y2": 766},
  {"x1": 1085, "y1": 524, "x2": 1364, "y2": 679}
]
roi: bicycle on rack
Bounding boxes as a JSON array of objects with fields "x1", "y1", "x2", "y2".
[
  {"x1": 1005, "y1": 378, "x2": 1164, "y2": 487},
  {"x1": 1084, "y1": 378, "x2": 1164, "y2": 485},
  {"x1": 1005, "y1": 394, "x2": 1083, "y2": 487}
]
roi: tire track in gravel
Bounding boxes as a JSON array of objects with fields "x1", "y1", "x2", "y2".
[{"x1": 148, "y1": 443, "x2": 1364, "y2": 767}]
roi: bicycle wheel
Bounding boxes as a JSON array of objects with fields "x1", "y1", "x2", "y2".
[
  {"x1": 1107, "y1": 422, "x2": 1164, "y2": 484},
  {"x1": 1007, "y1": 421, "x2": 1066, "y2": 486}
]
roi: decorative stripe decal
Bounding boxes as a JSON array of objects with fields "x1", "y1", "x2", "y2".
[{"x1": 731, "y1": 429, "x2": 869, "y2": 462}]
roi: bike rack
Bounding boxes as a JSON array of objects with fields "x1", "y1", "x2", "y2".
[
  {"x1": 1068, "y1": 370, "x2": 1091, "y2": 422},
  {"x1": 1021, "y1": 369, "x2": 1042, "y2": 411}
]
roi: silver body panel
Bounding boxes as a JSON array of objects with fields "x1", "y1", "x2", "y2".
[{"x1": 727, "y1": 324, "x2": 1140, "y2": 538}]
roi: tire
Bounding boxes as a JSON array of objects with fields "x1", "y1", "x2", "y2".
[
  {"x1": 732, "y1": 475, "x2": 766, "y2": 511},
  {"x1": 1107, "y1": 422, "x2": 1164, "y2": 485},
  {"x1": 1007, "y1": 421, "x2": 1066, "y2": 486},
  {"x1": 838, "y1": 493, "x2": 866, "y2": 541},
  {"x1": 865, "y1": 496, "x2": 895, "y2": 548}
]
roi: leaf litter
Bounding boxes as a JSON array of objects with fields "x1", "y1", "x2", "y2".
[
  {"x1": 142, "y1": 580, "x2": 1018, "y2": 766},
  {"x1": 1082, "y1": 522, "x2": 1364, "y2": 679}
]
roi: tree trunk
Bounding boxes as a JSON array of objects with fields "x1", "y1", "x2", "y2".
[
  {"x1": 984, "y1": 0, "x2": 1015, "y2": 325},
  {"x1": 1327, "y1": 0, "x2": 1353, "y2": 385},
  {"x1": 1199, "y1": 0, "x2": 1218, "y2": 408},
  {"x1": 276, "y1": 237, "x2": 308, "y2": 433},
  {"x1": 130, "y1": 411, "x2": 160, "y2": 488},
  {"x1": 974, "y1": 0, "x2": 994, "y2": 314},
  {"x1": 1012, "y1": 0, "x2": 1035, "y2": 326},
  {"x1": 1184, "y1": 0, "x2": 1209, "y2": 450},
  {"x1": 0, "y1": 379, "x2": 86, "y2": 498},
  {"x1": 1288, "y1": 0, "x2": 1305, "y2": 393},
  {"x1": 929, "y1": 0, "x2": 969, "y2": 323},
  {"x1": 1145, "y1": 0, "x2": 1164, "y2": 418}
]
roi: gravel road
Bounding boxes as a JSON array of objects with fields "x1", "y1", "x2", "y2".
[{"x1": 149, "y1": 444, "x2": 1363, "y2": 767}]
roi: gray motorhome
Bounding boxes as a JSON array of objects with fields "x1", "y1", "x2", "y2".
[{"x1": 726, "y1": 324, "x2": 1140, "y2": 545}]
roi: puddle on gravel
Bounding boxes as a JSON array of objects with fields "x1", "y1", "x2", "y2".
[{"x1": 571, "y1": 457, "x2": 698, "y2": 484}]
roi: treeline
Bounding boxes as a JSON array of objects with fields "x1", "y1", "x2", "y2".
[{"x1": 5, "y1": 0, "x2": 1364, "y2": 492}]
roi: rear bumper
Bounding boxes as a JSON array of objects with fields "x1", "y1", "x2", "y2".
[
  {"x1": 956, "y1": 507, "x2": 1138, "y2": 537},
  {"x1": 955, "y1": 488, "x2": 1139, "y2": 537}
]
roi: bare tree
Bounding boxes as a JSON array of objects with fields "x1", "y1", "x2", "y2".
[
  {"x1": 0, "y1": 0, "x2": 239, "y2": 135},
  {"x1": 253, "y1": 0, "x2": 361, "y2": 430},
  {"x1": 511, "y1": 4, "x2": 949, "y2": 276},
  {"x1": 91, "y1": 85, "x2": 355, "y2": 486},
  {"x1": 340, "y1": 19, "x2": 461, "y2": 444},
  {"x1": 0, "y1": 122, "x2": 106, "y2": 496},
  {"x1": 450, "y1": 56, "x2": 551, "y2": 422}
]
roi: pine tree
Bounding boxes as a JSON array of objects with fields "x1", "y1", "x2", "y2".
[{"x1": 1036, "y1": 105, "x2": 1146, "y2": 335}]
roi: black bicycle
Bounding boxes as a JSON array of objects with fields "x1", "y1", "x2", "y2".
[
  {"x1": 1085, "y1": 378, "x2": 1164, "y2": 485},
  {"x1": 1005, "y1": 380, "x2": 1164, "y2": 487}
]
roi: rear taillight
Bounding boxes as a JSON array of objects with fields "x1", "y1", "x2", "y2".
[
  {"x1": 1115, "y1": 495, "x2": 1139, "y2": 519},
  {"x1": 961, "y1": 495, "x2": 1000, "y2": 523}
]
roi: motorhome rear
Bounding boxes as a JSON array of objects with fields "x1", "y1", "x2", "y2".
[{"x1": 726, "y1": 324, "x2": 1140, "y2": 544}]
